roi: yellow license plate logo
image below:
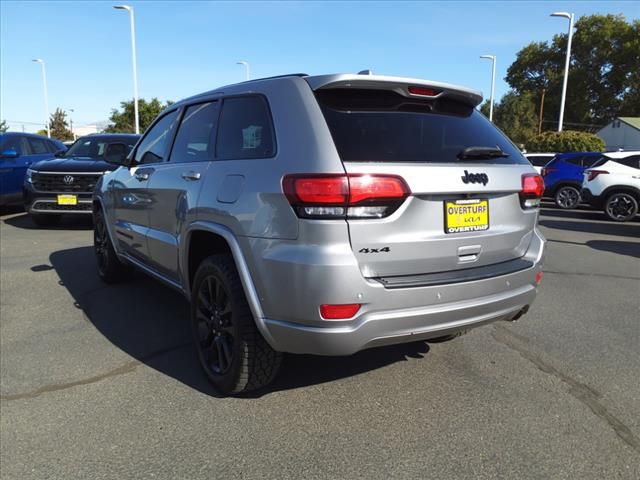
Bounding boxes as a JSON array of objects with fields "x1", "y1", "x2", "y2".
[
  {"x1": 445, "y1": 199, "x2": 489, "y2": 234},
  {"x1": 57, "y1": 194, "x2": 77, "y2": 206}
]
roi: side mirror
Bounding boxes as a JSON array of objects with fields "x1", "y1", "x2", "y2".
[
  {"x1": 54, "y1": 150, "x2": 66, "y2": 158},
  {"x1": 104, "y1": 143, "x2": 130, "y2": 166},
  {"x1": 1, "y1": 148, "x2": 19, "y2": 159}
]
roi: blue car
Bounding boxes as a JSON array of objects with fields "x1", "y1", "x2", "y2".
[
  {"x1": 541, "y1": 152, "x2": 605, "y2": 209},
  {"x1": 0, "y1": 132, "x2": 67, "y2": 206}
]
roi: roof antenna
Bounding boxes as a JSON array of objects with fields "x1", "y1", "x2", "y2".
[{"x1": 357, "y1": 69, "x2": 373, "y2": 75}]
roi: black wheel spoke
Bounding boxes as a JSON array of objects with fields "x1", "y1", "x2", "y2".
[
  {"x1": 215, "y1": 337, "x2": 225, "y2": 371},
  {"x1": 221, "y1": 336, "x2": 232, "y2": 367}
]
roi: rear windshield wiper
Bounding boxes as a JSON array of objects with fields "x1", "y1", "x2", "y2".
[{"x1": 457, "y1": 146, "x2": 510, "y2": 160}]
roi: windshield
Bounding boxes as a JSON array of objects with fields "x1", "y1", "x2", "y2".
[
  {"x1": 64, "y1": 136, "x2": 138, "y2": 159},
  {"x1": 316, "y1": 89, "x2": 528, "y2": 164}
]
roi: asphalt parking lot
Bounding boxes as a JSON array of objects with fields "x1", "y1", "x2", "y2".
[{"x1": 1, "y1": 206, "x2": 638, "y2": 479}]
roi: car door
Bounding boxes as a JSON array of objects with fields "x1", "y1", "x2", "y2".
[
  {"x1": 108, "y1": 110, "x2": 180, "y2": 263},
  {"x1": 0, "y1": 136, "x2": 31, "y2": 199},
  {"x1": 145, "y1": 101, "x2": 219, "y2": 282}
]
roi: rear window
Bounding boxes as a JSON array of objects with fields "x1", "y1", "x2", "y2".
[{"x1": 316, "y1": 89, "x2": 527, "y2": 164}]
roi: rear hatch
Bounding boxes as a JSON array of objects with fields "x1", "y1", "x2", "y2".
[{"x1": 308, "y1": 75, "x2": 539, "y2": 279}]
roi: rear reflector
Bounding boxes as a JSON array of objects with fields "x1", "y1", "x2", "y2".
[
  {"x1": 535, "y1": 271, "x2": 543, "y2": 285},
  {"x1": 408, "y1": 86, "x2": 440, "y2": 97},
  {"x1": 586, "y1": 170, "x2": 609, "y2": 182},
  {"x1": 283, "y1": 174, "x2": 410, "y2": 219},
  {"x1": 520, "y1": 173, "x2": 544, "y2": 209},
  {"x1": 320, "y1": 303, "x2": 361, "y2": 320}
]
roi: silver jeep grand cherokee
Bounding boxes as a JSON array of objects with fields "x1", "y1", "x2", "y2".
[{"x1": 93, "y1": 73, "x2": 545, "y2": 394}]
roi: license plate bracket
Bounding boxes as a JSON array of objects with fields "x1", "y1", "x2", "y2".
[{"x1": 444, "y1": 199, "x2": 489, "y2": 234}]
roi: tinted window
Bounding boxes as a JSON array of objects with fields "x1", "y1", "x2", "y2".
[
  {"x1": 316, "y1": 89, "x2": 527, "y2": 164},
  {"x1": 583, "y1": 156, "x2": 603, "y2": 168},
  {"x1": 564, "y1": 156, "x2": 583, "y2": 166},
  {"x1": 0, "y1": 136, "x2": 26, "y2": 155},
  {"x1": 170, "y1": 102, "x2": 219, "y2": 163},
  {"x1": 27, "y1": 137, "x2": 49, "y2": 154},
  {"x1": 618, "y1": 155, "x2": 640, "y2": 169},
  {"x1": 47, "y1": 141, "x2": 62, "y2": 153},
  {"x1": 216, "y1": 96, "x2": 275, "y2": 160},
  {"x1": 65, "y1": 135, "x2": 139, "y2": 159},
  {"x1": 135, "y1": 111, "x2": 179, "y2": 164}
]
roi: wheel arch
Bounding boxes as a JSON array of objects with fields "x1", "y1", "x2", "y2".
[
  {"x1": 182, "y1": 221, "x2": 276, "y2": 348},
  {"x1": 602, "y1": 185, "x2": 640, "y2": 202},
  {"x1": 550, "y1": 181, "x2": 582, "y2": 196}
]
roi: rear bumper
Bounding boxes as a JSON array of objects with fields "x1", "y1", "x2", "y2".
[
  {"x1": 256, "y1": 228, "x2": 545, "y2": 356},
  {"x1": 580, "y1": 188, "x2": 604, "y2": 208}
]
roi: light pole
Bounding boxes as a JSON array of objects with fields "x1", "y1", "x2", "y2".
[
  {"x1": 551, "y1": 11, "x2": 575, "y2": 132},
  {"x1": 32, "y1": 59, "x2": 50, "y2": 138},
  {"x1": 114, "y1": 5, "x2": 140, "y2": 134},
  {"x1": 66, "y1": 109, "x2": 76, "y2": 140},
  {"x1": 237, "y1": 61, "x2": 250, "y2": 81},
  {"x1": 480, "y1": 55, "x2": 496, "y2": 122}
]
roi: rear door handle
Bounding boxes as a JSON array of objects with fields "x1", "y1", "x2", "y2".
[{"x1": 181, "y1": 171, "x2": 201, "y2": 181}]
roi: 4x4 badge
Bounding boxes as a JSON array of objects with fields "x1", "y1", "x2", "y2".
[{"x1": 461, "y1": 170, "x2": 488, "y2": 185}]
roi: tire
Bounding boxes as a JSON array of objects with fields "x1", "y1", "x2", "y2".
[
  {"x1": 93, "y1": 209, "x2": 131, "y2": 283},
  {"x1": 554, "y1": 185, "x2": 581, "y2": 209},
  {"x1": 190, "y1": 254, "x2": 282, "y2": 395},
  {"x1": 427, "y1": 330, "x2": 467, "y2": 343},
  {"x1": 31, "y1": 213, "x2": 61, "y2": 227},
  {"x1": 604, "y1": 192, "x2": 639, "y2": 222}
]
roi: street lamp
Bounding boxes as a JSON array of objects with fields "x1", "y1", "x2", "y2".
[
  {"x1": 551, "y1": 11, "x2": 575, "y2": 132},
  {"x1": 237, "y1": 61, "x2": 250, "y2": 81},
  {"x1": 114, "y1": 5, "x2": 140, "y2": 134},
  {"x1": 480, "y1": 55, "x2": 496, "y2": 122},
  {"x1": 32, "y1": 59, "x2": 50, "y2": 138}
]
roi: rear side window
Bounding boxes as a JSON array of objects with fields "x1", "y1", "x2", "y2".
[
  {"x1": 527, "y1": 155, "x2": 554, "y2": 167},
  {"x1": 216, "y1": 96, "x2": 275, "y2": 160},
  {"x1": 135, "y1": 110, "x2": 179, "y2": 164},
  {"x1": 618, "y1": 155, "x2": 640, "y2": 169},
  {"x1": 316, "y1": 89, "x2": 527, "y2": 164},
  {"x1": 27, "y1": 137, "x2": 49, "y2": 154},
  {"x1": 170, "y1": 102, "x2": 219, "y2": 163},
  {"x1": 582, "y1": 156, "x2": 603, "y2": 168},
  {"x1": 0, "y1": 136, "x2": 27, "y2": 155}
]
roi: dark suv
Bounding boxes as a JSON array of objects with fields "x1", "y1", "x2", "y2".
[
  {"x1": 94, "y1": 73, "x2": 545, "y2": 395},
  {"x1": 23, "y1": 133, "x2": 139, "y2": 226}
]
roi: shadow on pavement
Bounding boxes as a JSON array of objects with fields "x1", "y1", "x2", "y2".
[
  {"x1": 539, "y1": 218, "x2": 640, "y2": 238},
  {"x1": 3, "y1": 212, "x2": 93, "y2": 231},
  {"x1": 539, "y1": 207, "x2": 610, "y2": 222},
  {"x1": 586, "y1": 240, "x2": 640, "y2": 259},
  {"x1": 49, "y1": 246, "x2": 431, "y2": 398}
]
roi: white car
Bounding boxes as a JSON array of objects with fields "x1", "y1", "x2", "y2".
[
  {"x1": 582, "y1": 151, "x2": 640, "y2": 222},
  {"x1": 524, "y1": 152, "x2": 556, "y2": 174}
]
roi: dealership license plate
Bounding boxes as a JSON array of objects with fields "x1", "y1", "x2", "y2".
[
  {"x1": 57, "y1": 194, "x2": 77, "y2": 206},
  {"x1": 444, "y1": 199, "x2": 489, "y2": 234}
]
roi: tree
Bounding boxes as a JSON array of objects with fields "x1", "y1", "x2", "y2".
[
  {"x1": 526, "y1": 131, "x2": 605, "y2": 153},
  {"x1": 0, "y1": 119, "x2": 8, "y2": 133},
  {"x1": 105, "y1": 98, "x2": 174, "y2": 133},
  {"x1": 506, "y1": 14, "x2": 640, "y2": 130},
  {"x1": 490, "y1": 92, "x2": 539, "y2": 145},
  {"x1": 47, "y1": 108, "x2": 74, "y2": 141}
]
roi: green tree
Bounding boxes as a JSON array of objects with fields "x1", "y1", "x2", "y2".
[
  {"x1": 0, "y1": 119, "x2": 8, "y2": 133},
  {"x1": 526, "y1": 131, "x2": 605, "y2": 153},
  {"x1": 492, "y1": 92, "x2": 539, "y2": 145},
  {"x1": 47, "y1": 108, "x2": 74, "y2": 141},
  {"x1": 506, "y1": 14, "x2": 640, "y2": 130},
  {"x1": 105, "y1": 98, "x2": 174, "y2": 133}
]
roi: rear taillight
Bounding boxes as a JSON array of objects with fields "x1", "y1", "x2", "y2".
[
  {"x1": 283, "y1": 174, "x2": 410, "y2": 219},
  {"x1": 520, "y1": 174, "x2": 544, "y2": 209},
  {"x1": 586, "y1": 170, "x2": 609, "y2": 182},
  {"x1": 541, "y1": 167, "x2": 557, "y2": 177}
]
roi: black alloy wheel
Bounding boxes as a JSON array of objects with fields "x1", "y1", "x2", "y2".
[
  {"x1": 554, "y1": 186, "x2": 581, "y2": 209},
  {"x1": 605, "y1": 193, "x2": 638, "y2": 222}
]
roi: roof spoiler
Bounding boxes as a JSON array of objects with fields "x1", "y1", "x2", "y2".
[{"x1": 305, "y1": 74, "x2": 483, "y2": 108}]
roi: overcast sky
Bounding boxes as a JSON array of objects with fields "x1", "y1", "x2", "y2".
[{"x1": 1, "y1": 0, "x2": 638, "y2": 133}]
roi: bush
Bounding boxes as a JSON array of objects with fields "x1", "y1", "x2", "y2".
[{"x1": 526, "y1": 130, "x2": 605, "y2": 153}]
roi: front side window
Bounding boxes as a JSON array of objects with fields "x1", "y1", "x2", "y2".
[
  {"x1": 27, "y1": 137, "x2": 49, "y2": 154},
  {"x1": 170, "y1": 102, "x2": 219, "y2": 163},
  {"x1": 216, "y1": 96, "x2": 275, "y2": 160},
  {"x1": 134, "y1": 110, "x2": 179, "y2": 164}
]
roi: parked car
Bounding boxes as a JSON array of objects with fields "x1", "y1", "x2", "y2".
[
  {"x1": 524, "y1": 152, "x2": 556, "y2": 174},
  {"x1": 23, "y1": 133, "x2": 140, "y2": 226},
  {"x1": 540, "y1": 152, "x2": 605, "y2": 209},
  {"x1": 93, "y1": 73, "x2": 545, "y2": 395},
  {"x1": 0, "y1": 132, "x2": 66, "y2": 206},
  {"x1": 582, "y1": 151, "x2": 640, "y2": 222}
]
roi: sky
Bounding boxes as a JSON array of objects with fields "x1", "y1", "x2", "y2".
[{"x1": 1, "y1": 0, "x2": 638, "y2": 133}]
